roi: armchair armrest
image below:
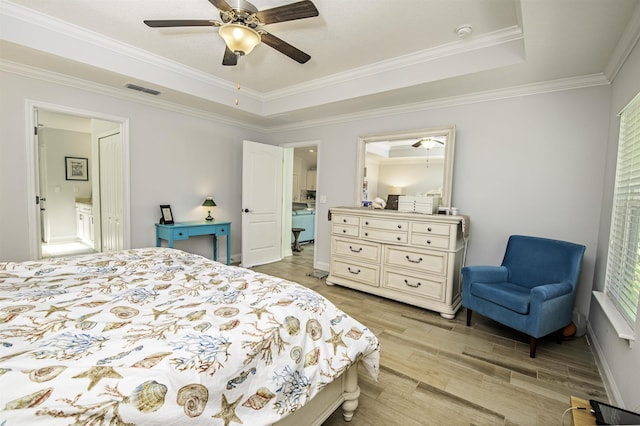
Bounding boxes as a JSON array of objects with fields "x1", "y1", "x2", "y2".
[
  {"x1": 530, "y1": 282, "x2": 572, "y2": 303},
  {"x1": 462, "y1": 266, "x2": 508, "y2": 284}
]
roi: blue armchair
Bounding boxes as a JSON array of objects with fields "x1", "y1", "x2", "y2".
[{"x1": 462, "y1": 235, "x2": 585, "y2": 358}]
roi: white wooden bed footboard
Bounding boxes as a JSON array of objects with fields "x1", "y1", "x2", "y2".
[{"x1": 276, "y1": 362, "x2": 361, "y2": 425}]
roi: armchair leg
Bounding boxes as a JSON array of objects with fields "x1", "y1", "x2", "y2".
[
  {"x1": 529, "y1": 337, "x2": 537, "y2": 358},
  {"x1": 555, "y1": 329, "x2": 564, "y2": 344},
  {"x1": 466, "y1": 309, "x2": 472, "y2": 326}
]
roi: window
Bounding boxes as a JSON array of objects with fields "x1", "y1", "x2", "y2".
[{"x1": 604, "y1": 91, "x2": 640, "y2": 335}]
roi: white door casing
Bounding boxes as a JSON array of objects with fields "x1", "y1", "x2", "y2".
[{"x1": 241, "y1": 140, "x2": 283, "y2": 267}]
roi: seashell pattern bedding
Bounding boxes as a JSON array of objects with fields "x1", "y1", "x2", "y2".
[{"x1": 0, "y1": 248, "x2": 379, "y2": 425}]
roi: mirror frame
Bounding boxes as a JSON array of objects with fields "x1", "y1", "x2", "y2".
[{"x1": 355, "y1": 126, "x2": 456, "y2": 208}]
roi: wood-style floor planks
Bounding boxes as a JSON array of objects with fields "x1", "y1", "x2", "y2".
[{"x1": 249, "y1": 244, "x2": 607, "y2": 425}]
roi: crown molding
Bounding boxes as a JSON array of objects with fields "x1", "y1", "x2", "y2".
[
  {"x1": 2, "y1": 57, "x2": 610, "y2": 136},
  {"x1": 604, "y1": 1, "x2": 640, "y2": 81},
  {"x1": 265, "y1": 73, "x2": 611, "y2": 133},
  {"x1": 0, "y1": 59, "x2": 265, "y2": 132},
  {"x1": 0, "y1": 1, "x2": 249, "y2": 95},
  {"x1": 263, "y1": 26, "x2": 525, "y2": 102}
]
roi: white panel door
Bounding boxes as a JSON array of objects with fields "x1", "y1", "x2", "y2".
[
  {"x1": 241, "y1": 140, "x2": 283, "y2": 267},
  {"x1": 99, "y1": 132, "x2": 123, "y2": 252}
]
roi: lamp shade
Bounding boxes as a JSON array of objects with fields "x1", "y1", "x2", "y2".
[
  {"x1": 202, "y1": 197, "x2": 216, "y2": 207},
  {"x1": 388, "y1": 186, "x2": 404, "y2": 195},
  {"x1": 219, "y1": 23, "x2": 261, "y2": 55}
]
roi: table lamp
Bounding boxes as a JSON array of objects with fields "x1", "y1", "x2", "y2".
[{"x1": 202, "y1": 197, "x2": 216, "y2": 221}]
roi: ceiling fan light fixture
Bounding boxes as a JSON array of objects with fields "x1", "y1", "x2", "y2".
[{"x1": 219, "y1": 23, "x2": 261, "y2": 55}]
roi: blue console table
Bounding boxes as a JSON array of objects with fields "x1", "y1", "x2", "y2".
[{"x1": 155, "y1": 220, "x2": 231, "y2": 265}]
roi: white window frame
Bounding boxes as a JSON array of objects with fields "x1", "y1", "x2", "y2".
[{"x1": 595, "y1": 91, "x2": 640, "y2": 344}]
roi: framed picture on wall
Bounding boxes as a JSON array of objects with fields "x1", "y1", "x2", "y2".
[{"x1": 65, "y1": 157, "x2": 89, "y2": 181}]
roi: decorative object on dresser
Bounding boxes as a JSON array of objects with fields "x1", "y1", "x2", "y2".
[
  {"x1": 327, "y1": 207, "x2": 468, "y2": 319},
  {"x1": 156, "y1": 220, "x2": 231, "y2": 265},
  {"x1": 462, "y1": 235, "x2": 585, "y2": 358},
  {"x1": 202, "y1": 196, "x2": 216, "y2": 221}
]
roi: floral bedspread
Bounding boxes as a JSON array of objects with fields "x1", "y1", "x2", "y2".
[{"x1": 0, "y1": 248, "x2": 379, "y2": 425}]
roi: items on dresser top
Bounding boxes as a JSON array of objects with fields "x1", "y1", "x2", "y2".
[
  {"x1": 155, "y1": 220, "x2": 231, "y2": 265},
  {"x1": 397, "y1": 195, "x2": 439, "y2": 214},
  {"x1": 327, "y1": 207, "x2": 467, "y2": 318}
]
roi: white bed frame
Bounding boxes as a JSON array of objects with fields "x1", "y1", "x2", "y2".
[{"x1": 276, "y1": 363, "x2": 361, "y2": 425}]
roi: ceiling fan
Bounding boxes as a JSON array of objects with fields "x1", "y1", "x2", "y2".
[
  {"x1": 144, "y1": 0, "x2": 319, "y2": 66},
  {"x1": 412, "y1": 137, "x2": 446, "y2": 148}
]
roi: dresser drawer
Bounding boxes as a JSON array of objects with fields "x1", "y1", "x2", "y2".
[
  {"x1": 410, "y1": 234, "x2": 450, "y2": 250},
  {"x1": 332, "y1": 223, "x2": 359, "y2": 237},
  {"x1": 362, "y1": 217, "x2": 409, "y2": 232},
  {"x1": 411, "y1": 222, "x2": 451, "y2": 237},
  {"x1": 382, "y1": 267, "x2": 445, "y2": 301},
  {"x1": 332, "y1": 214, "x2": 360, "y2": 227},
  {"x1": 331, "y1": 259, "x2": 379, "y2": 287},
  {"x1": 384, "y1": 246, "x2": 448, "y2": 275},
  {"x1": 332, "y1": 237, "x2": 380, "y2": 262},
  {"x1": 361, "y1": 228, "x2": 408, "y2": 244}
]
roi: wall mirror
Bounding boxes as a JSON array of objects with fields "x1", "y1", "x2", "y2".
[{"x1": 356, "y1": 126, "x2": 456, "y2": 209}]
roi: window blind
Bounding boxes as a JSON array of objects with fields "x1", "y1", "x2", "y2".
[{"x1": 605, "y1": 91, "x2": 640, "y2": 328}]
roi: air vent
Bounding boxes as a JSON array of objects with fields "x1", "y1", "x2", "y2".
[{"x1": 125, "y1": 83, "x2": 161, "y2": 96}]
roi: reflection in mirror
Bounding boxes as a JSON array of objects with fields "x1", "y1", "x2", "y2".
[{"x1": 356, "y1": 126, "x2": 456, "y2": 209}]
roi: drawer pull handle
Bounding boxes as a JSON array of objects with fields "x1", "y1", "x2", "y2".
[
  {"x1": 404, "y1": 279, "x2": 421, "y2": 288},
  {"x1": 397, "y1": 224, "x2": 402, "y2": 229},
  {"x1": 349, "y1": 246, "x2": 363, "y2": 253},
  {"x1": 179, "y1": 232, "x2": 183, "y2": 236},
  {"x1": 343, "y1": 229, "x2": 347, "y2": 233},
  {"x1": 426, "y1": 240, "x2": 431, "y2": 245},
  {"x1": 397, "y1": 236, "x2": 401, "y2": 241},
  {"x1": 427, "y1": 227, "x2": 432, "y2": 232},
  {"x1": 406, "y1": 255, "x2": 423, "y2": 264},
  {"x1": 365, "y1": 221, "x2": 369, "y2": 225},
  {"x1": 364, "y1": 232, "x2": 369, "y2": 236},
  {"x1": 348, "y1": 267, "x2": 361, "y2": 275},
  {"x1": 343, "y1": 219, "x2": 347, "y2": 223}
]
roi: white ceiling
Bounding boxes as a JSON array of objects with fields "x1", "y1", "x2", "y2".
[{"x1": 2, "y1": 0, "x2": 640, "y2": 129}]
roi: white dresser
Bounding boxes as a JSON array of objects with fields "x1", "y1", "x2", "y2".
[{"x1": 327, "y1": 207, "x2": 467, "y2": 319}]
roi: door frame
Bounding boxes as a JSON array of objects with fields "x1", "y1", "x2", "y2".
[
  {"x1": 281, "y1": 140, "x2": 320, "y2": 269},
  {"x1": 25, "y1": 100, "x2": 131, "y2": 259}
]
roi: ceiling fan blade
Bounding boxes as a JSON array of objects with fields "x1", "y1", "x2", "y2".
[
  {"x1": 222, "y1": 46, "x2": 238, "y2": 66},
  {"x1": 208, "y1": 0, "x2": 233, "y2": 12},
  {"x1": 144, "y1": 20, "x2": 218, "y2": 27},
  {"x1": 411, "y1": 141, "x2": 423, "y2": 148},
  {"x1": 260, "y1": 32, "x2": 310, "y2": 64},
  {"x1": 256, "y1": 0, "x2": 319, "y2": 25}
]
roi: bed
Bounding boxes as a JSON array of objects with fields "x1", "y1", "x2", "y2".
[{"x1": 0, "y1": 248, "x2": 379, "y2": 425}]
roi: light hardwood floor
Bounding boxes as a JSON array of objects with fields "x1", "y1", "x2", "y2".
[{"x1": 250, "y1": 244, "x2": 607, "y2": 426}]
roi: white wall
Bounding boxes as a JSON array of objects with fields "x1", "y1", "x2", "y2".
[
  {"x1": 0, "y1": 70, "x2": 264, "y2": 262},
  {"x1": 591, "y1": 37, "x2": 640, "y2": 409}
]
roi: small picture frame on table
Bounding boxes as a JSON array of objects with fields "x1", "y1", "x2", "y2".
[
  {"x1": 65, "y1": 157, "x2": 89, "y2": 181},
  {"x1": 160, "y1": 205, "x2": 174, "y2": 224}
]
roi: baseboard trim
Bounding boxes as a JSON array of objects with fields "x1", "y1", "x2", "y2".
[{"x1": 586, "y1": 320, "x2": 623, "y2": 405}]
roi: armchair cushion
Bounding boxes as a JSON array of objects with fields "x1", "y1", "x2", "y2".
[{"x1": 470, "y1": 281, "x2": 531, "y2": 314}]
